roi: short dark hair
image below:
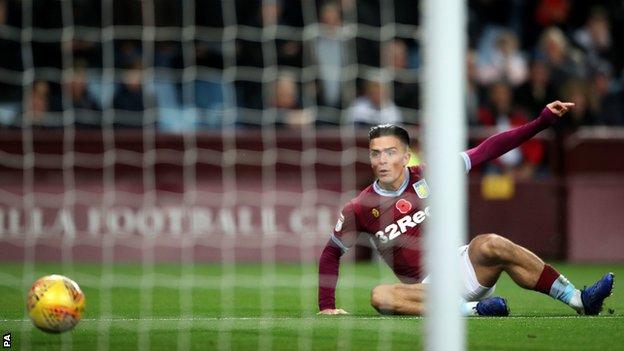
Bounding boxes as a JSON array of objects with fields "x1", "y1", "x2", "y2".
[{"x1": 368, "y1": 124, "x2": 410, "y2": 146}]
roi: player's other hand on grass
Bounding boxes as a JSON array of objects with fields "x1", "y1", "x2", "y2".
[
  {"x1": 546, "y1": 101, "x2": 575, "y2": 117},
  {"x1": 318, "y1": 308, "x2": 349, "y2": 315}
]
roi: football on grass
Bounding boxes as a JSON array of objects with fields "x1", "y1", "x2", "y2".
[{"x1": 27, "y1": 274, "x2": 85, "y2": 333}]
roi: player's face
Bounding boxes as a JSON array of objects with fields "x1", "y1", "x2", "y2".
[{"x1": 369, "y1": 136, "x2": 410, "y2": 190}]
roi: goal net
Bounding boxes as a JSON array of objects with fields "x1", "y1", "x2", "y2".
[{"x1": 0, "y1": 0, "x2": 433, "y2": 350}]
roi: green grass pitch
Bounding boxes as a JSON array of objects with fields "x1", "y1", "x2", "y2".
[{"x1": 0, "y1": 262, "x2": 622, "y2": 350}]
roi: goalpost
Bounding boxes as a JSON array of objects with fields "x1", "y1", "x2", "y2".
[{"x1": 422, "y1": 0, "x2": 467, "y2": 350}]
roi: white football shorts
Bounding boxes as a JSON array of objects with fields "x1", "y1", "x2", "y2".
[{"x1": 421, "y1": 244, "x2": 496, "y2": 302}]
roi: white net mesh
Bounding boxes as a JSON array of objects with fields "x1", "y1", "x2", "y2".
[{"x1": 0, "y1": 0, "x2": 421, "y2": 350}]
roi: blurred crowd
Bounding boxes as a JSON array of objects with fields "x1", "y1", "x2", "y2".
[{"x1": 1, "y1": 1, "x2": 623, "y2": 141}]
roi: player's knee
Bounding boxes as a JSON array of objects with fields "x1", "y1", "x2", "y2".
[
  {"x1": 476, "y1": 233, "x2": 512, "y2": 263},
  {"x1": 371, "y1": 285, "x2": 395, "y2": 314}
]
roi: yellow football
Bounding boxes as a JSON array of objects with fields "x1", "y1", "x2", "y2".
[{"x1": 27, "y1": 274, "x2": 85, "y2": 333}]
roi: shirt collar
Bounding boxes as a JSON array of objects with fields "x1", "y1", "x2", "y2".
[{"x1": 373, "y1": 168, "x2": 410, "y2": 197}]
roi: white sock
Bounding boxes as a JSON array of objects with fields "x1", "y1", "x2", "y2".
[
  {"x1": 569, "y1": 289, "x2": 583, "y2": 313},
  {"x1": 549, "y1": 275, "x2": 583, "y2": 312},
  {"x1": 460, "y1": 301, "x2": 479, "y2": 316}
]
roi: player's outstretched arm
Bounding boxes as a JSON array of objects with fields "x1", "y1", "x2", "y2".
[
  {"x1": 317, "y1": 240, "x2": 349, "y2": 315},
  {"x1": 463, "y1": 101, "x2": 574, "y2": 170}
]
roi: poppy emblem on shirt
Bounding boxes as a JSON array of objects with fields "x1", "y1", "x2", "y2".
[
  {"x1": 395, "y1": 199, "x2": 412, "y2": 214},
  {"x1": 371, "y1": 208, "x2": 380, "y2": 218},
  {"x1": 334, "y1": 213, "x2": 345, "y2": 232},
  {"x1": 413, "y1": 179, "x2": 430, "y2": 199}
]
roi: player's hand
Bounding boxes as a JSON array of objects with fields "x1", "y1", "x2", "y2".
[
  {"x1": 546, "y1": 101, "x2": 575, "y2": 117},
  {"x1": 318, "y1": 308, "x2": 349, "y2": 315}
]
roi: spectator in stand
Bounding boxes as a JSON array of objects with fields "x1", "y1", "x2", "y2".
[
  {"x1": 274, "y1": 1, "x2": 304, "y2": 68},
  {"x1": 477, "y1": 82, "x2": 544, "y2": 179},
  {"x1": 113, "y1": 61, "x2": 148, "y2": 112},
  {"x1": 72, "y1": 39, "x2": 102, "y2": 68},
  {"x1": 537, "y1": 27, "x2": 586, "y2": 87},
  {"x1": 115, "y1": 40, "x2": 142, "y2": 69},
  {"x1": 314, "y1": 1, "x2": 351, "y2": 111},
  {"x1": 573, "y1": 7, "x2": 615, "y2": 73},
  {"x1": 557, "y1": 79, "x2": 594, "y2": 132},
  {"x1": 67, "y1": 62, "x2": 102, "y2": 127},
  {"x1": 514, "y1": 59, "x2": 557, "y2": 117},
  {"x1": 476, "y1": 30, "x2": 528, "y2": 87},
  {"x1": 586, "y1": 63, "x2": 614, "y2": 121},
  {"x1": 67, "y1": 61, "x2": 101, "y2": 112},
  {"x1": 234, "y1": 0, "x2": 304, "y2": 117},
  {"x1": 24, "y1": 80, "x2": 51, "y2": 127},
  {"x1": 271, "y1": 72, "x2": 313, "y2": 128},
  {"x1": 592, "y1": 65, "x2": 624, "y2": 126},
  {"x1": 153, "y1": 41, "x2": 183, "y2": 125},
  {"x1": 522, "y1": 0, "x2": 572, "y2": 50},
  {"x1": 346, "y1": 76, "x2": 402, "y2": 126},
  {"x1": 381, "y1": 39, "x2": 420, "y2": 115},
  {"x1": 236, "y1": 0, "x2": 302, "y2": 68}
]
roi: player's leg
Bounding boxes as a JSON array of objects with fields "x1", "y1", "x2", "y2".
[
  {"x1": 370, "y1": 274, "x2": 509, "y2": 316},
  {"x1": 370, "y1": 283, "x2": 426, "y2": 315},
  {"x1": 468, "y1": 233, "x2": 614, "y2": 315},
  {"x1": 370, "y1": 243, "x2": 510, "y2": 317},
  {"x1": 468, "y1": 234, "x2": 543, "y2": 289},
  {"x1": 456, "y1": 244, "x2": 509, "y2": 316}
]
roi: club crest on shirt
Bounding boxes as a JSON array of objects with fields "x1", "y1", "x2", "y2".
[
  {"x1": 335, "y1": 213, "x2": 345, "y2": 232},
  {"x1": 395, "y1": 199, "x2": 412, "y2": 214},
  {"x1": 413, "y1": 179, "x2": 430, "y2": 199},
  {"x1": 371, "y1": 208, "x2": 380, "y2": 218}
]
